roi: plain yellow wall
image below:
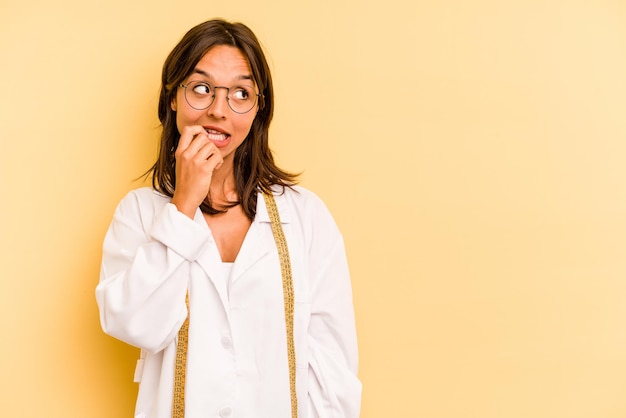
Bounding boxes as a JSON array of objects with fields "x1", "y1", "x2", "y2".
[{"x1": 1, "y1": 0, "x2": 625, "y2": 417}]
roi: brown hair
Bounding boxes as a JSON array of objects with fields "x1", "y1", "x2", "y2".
[{"x1": 148, "y1": 19, "x2": 298, "y2": 219}]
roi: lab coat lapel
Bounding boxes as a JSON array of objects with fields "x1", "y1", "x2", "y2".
[
  {"x1": 230, "y1": 221, "x2": 272, "y2": 284},
  {"x1": 231, "y1": 191, "x2": 291, "y2": 284},
  {"x1": 192, "y1": 209, "x2": 231, "y2": 312}
]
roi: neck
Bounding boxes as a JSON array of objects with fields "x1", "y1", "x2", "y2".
[{"x1": 209, "y1": 159, "x2": 238, "y2": 203}]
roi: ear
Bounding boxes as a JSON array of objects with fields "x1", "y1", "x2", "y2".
[{"x1": 171, "y1": 96, "x2": 177, "y2": 112}]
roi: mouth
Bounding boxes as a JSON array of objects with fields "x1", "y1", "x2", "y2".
[{"x1": 204, "y1": 127, "x2": 230, "y2": 143}]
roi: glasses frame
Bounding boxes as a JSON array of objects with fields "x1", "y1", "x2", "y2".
[{"x1": 179, "y1": 81, "x2": 261, "y2": 114}]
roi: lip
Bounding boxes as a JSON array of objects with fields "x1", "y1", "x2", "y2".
[
  {"x1": 203, "y1": 125, "x2": 229, "y2": 135},
  {"x1": 203, "y1": 125, "x2": 231, "y2": 147}
]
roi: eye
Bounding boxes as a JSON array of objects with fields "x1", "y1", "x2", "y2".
[
  {"x1": 231, "y1": 87, "x2": 252, "y2": 101},
  {"x1": 191, "y1": 82, "x2": 212, "y2": 96}
]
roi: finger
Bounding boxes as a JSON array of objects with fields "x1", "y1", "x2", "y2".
[
  {"x1": 197, "y1": 142, "x2": 222, "y2": 163},
  {"x1": 206, "y1": 152, "x2": 224, "y2": 171},
  {"x1": 185, "y1": 131, "x2": 212, "y2": 157},
  {"x1": 176, "y1": 125, "x2": 207, "y2": 154},
  {"x1": 178, "y1": 132, "x2": 216, "y2": 164}
]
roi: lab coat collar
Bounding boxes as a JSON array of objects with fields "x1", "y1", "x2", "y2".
[
  {"x1": 229, "y1": 189, "x2": 292, "y2": 284},
  {"x1": 254, "y1": 187, "x2": 292, "y2": 224},
  {"x1": 193, "y1": 188, "x2": 292, "y2": 308}
]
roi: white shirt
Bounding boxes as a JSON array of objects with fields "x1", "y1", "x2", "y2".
[{"x1": 96, "y1": 186, "x2": 361, "y2": 418}]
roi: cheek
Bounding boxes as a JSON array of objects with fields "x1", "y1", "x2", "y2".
[
  {"x1": 175, "y1": 104, "x2": 201, "y2": 130},
  {"x1": 238, "y1": 114, "x2": 257, "y2": 134}
]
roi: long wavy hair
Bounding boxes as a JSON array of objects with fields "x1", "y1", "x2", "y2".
[{"x1": 148, "y1": 19, "x2": 298, "y2": 219}]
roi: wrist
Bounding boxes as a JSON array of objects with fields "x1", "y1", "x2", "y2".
[{"x1": 171, "y1": 196, "x2": 197, "y2": 219}]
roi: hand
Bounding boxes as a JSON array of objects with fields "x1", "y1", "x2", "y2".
[{"x1": 171, "y1": 125, "x2": 224, "y2": 218}]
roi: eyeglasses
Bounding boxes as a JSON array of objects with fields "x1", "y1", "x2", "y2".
[{"x1": 179, "y1": 80, "x2": 260, "y2": 114}]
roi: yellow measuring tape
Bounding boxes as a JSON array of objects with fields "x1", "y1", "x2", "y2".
[
  {"x1": 172, "y1": 294, "x2": 189, "y2": 417},
  {"x1": 172, "y1": 192, "x2": 297, "y2": 417},
  {"x1": 264, "y1": 192, "x2": 298, "y2": 417}
]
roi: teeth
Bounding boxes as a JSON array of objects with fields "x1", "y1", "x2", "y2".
[{"x1": 205, "y1": 129, "x2": 227, "y2": 141}]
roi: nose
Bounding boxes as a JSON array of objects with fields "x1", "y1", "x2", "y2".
[{"x1": 208, "y1": 86, "x2": 229, "y2": 118}]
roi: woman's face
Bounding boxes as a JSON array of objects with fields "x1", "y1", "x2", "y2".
[{"x1": 171, "y1": 45, "x2": 258, "y2": 163}]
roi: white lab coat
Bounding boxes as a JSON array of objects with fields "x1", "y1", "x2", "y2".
[{"x1": 96, "y1": 186, "x2": 361, "y2": 418}]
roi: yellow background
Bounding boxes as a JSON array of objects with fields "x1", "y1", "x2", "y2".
[{"x1": 1, "y1": 0, "x2": 625, "y2": 417}]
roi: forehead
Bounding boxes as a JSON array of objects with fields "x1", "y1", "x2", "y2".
[{"x1": 191, "y1": 45, "x2": 254, "y2": 83}]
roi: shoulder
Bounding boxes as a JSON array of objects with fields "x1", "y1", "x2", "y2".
[
  {"x1": 274, "y1": 185, "x2": 331, "y2": 216},
  {"x1": 113, "y1": 187, "x2": 171, "y2": 220},
  {"x1": 273, "y1": 185, "x2": 341, "y2": 235}
]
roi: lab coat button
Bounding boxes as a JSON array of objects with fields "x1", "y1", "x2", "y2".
[
  {"x1": 219, "y1": 407, "x2": 232, "y2": 418},
  {"x1": 221, "y1": 336, "x2": 232, "y2": 349}
]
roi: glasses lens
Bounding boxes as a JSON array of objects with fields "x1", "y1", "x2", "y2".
[
  {"x1": 228, "y1": 85, "x2": 257, "y2": 113},
  {"x1": 184, "y1": 81, "x2": 214, "y2": 110}
]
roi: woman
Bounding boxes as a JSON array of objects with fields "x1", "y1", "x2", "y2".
[{"x1": 96, "y1": 19, "x2": 361, "y2": 418}]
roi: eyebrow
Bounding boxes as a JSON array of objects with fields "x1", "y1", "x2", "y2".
[{"x1": 191, "y1": 68, "x2": 254, "y2": 82}]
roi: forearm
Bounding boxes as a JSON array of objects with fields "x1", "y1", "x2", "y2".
[
  {"x1": 96, "y1": 194, "x2": 210, "y2": 352},
  {"x1": 96, "y1": 241, "x2": 190, "y2": 353}
]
